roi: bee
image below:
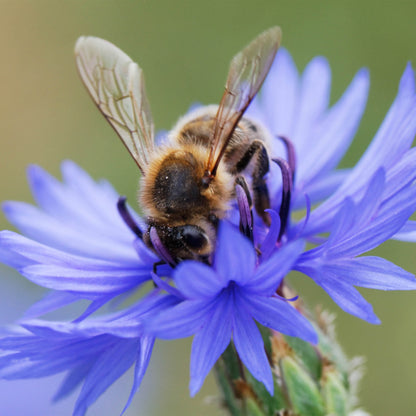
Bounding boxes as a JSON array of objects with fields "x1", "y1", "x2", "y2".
[{"x1": 75, "y1": 27, "x2": 281, "y2": 264}]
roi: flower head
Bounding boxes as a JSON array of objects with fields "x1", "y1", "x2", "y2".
[{"x1": 147, "y1": 221, "x2": 317, "y2": 395}]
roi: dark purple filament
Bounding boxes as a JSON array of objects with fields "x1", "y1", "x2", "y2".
[
  {"x1": 235, "y1": 183, "x2": 254, "y2": 241},
  {"x1": 117, "y1": 196, "x2": 143, "y2": 239},
  {"x1": 272, "y1": 158, "x2": 293, "y2": 241},
  {"x1": 277, "y1": 135, "x2": 296, "y2": 183},
  {"x1": 149, "y1": 227, "x2": 176, "y2": 267}
]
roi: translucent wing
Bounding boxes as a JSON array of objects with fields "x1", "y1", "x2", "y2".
[
  {"x1": 207, "y1": 27, "x2": 281, "y2": 176},
  {"x1": 75, "y1": 36, "x2": 155, "y2": 175}
]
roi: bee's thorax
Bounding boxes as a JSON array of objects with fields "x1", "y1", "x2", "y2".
[{"x1": 140, "y1": 144, "x2": 234, "y2": 223}]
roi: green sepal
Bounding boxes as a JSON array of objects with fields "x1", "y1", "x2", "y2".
[
  {"x1": 214, "y1": 357, "x2": 241, "y2": 416},
  {"x1": 221, "y1": 343, "x2": 243, "y2": 380},
  {"x1": 323, "y1": 370, "x2": 349, "y2": 416},
  {"x1": 280, "y1": 356, "x2": 325, "y2": 416},
  {"x1": 245, "y1": 372, "x2": 287, "y2": 415},
  {"x1": 284, "y1": 334, "x2": 321, "y2": 380},
  {"x1": 317, "y1": 327, "x2": 349, "y2": 380},
  {"x1": 246, "y1": 398, "x2": 267, "y2": 416}
]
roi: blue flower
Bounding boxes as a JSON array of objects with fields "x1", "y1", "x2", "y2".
[
  {"x1": 146, "y1": 221, "x2": 317, "y2": 396},
  {"x1": 0, "y1": 161, "x2": 160, "y2": 317},
  {"x1": 247, "y1": 48, "x2": 370, "y2": 211},
  {"x1": 290, "y1": 66, "x2": 416, "y2": 323},
  {"x1": 297, "y1": 63, "x2": 416, "y2": 237},
  {"x1": 0, "y1": 46, "x2": 415, "y2": 416},
  {"x1": 246, "y1": 50, "x2": 416, "y2": 323},
  {"x1": 0, "y1": 291, "x2": 176, "y2": 416}
]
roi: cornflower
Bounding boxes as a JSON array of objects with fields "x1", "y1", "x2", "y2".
[{"x1": 0, "y1": 45, "x2": 415, "y2": 416}]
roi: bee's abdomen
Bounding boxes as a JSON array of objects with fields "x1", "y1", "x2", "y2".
[{"x1": 176, "y1": 117, "x2": 215, "y2": 148}]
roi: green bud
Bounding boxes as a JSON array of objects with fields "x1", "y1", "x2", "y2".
[
  {"x1": 322, "y1": 367, "x2": 348, "y2": 416},
  {"x1": 213, "y1": 308, "x2": 371, "y2": 416},
  {"x1": 280, "y1": 354, "x2": 325, "y2": 416}
]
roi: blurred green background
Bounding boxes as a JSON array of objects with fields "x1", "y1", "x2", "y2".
[{"x1": 0, "y1": 1, "x2": 415, "y2": 415}]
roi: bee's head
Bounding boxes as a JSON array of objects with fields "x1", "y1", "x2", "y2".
[{"x1": 145, "y1": 215, "x2": 218, "y2": 263}]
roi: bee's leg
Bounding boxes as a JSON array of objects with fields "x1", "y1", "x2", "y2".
[
  {"x1": 234, "y1": 140, "x2": 271, "y2": 226},
  {"x1": 152, "y1": 260, "x2": 166, "y2": 276},
  {"x1": 235, "y1": 176, "x2": 254, "y2": 241},
  {"x1": 117, "y1": 196, "x2": 143, "y2": 239}
]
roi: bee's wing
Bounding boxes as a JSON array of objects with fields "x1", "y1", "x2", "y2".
[
  {"x1": 75, "y1": 36, "x2": 155, "y2": 175},
  {"x1": 207, "y1": 27, "x2": 281, "y2": 176}
]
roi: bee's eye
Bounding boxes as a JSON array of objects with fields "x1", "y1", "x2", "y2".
[
  {"x1": 208, "y1": 213, "x2": 219, "y2": 227},
  {"x1": 178, "y1": 225, "x2": 208, "y2": 250}
]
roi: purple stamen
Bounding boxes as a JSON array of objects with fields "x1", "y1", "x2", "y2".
[
  {"x1": 260, "y1": 209, "x2": 281, "y2": 260},
  {"x1": 293, "y1": 193, "x2": 312, "y2": 240},
  {"x1": 151, "y1": 272, "x2": 184, "y2": 299},
  {"x1": 277, "y1": 136, "x2": 296, "y2": 183},
  {"x1": 272, "y1": 158, "x2": 293, "y2": 241},
  {"x1": 149, "y1": 227, "x2": 176, "y2": 267},
  {"x1": 117, "y1": 196, "x2": 143, "y2": 239},
  {"x1": 235, "y1": 183, "x2": 254, "y2": 241}
]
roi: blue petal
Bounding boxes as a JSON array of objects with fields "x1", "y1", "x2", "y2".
[
  {"x1": 22, "y1": 292, "x2": 80, "y2": 319},
  {"x1": 392, "y1": 220, "x2": 416, "y2": 241},
  {"x1": 318, "y1": 277, "x2": 381, "y2": 324},
  {"x1": 232, "y1": 296, "x2": 273, "y2": 394},
  {"x1": 259, "y1": 209, "x2": 280, "y2": 261},
  {"x1": 214, "y1": 222, "x2": 256, "y2": 285},
  {"x1": 53, "y1": 363, "x2": 92, "y2": 402},
  {"x1": 346, "y1": 64, "x2": 416, "y2": 182},
  {"x1": 73, "y1": 339, "x2": 139, "y2": 416},
  {"x1": 330, "y1": 185, "x2": 416, "y2": 257},
  {"x1": 145, "y1": 298, "x2": 216, "y2": 339},
  {"x1": 382, "y1": 147, "x2": 416, "y2": 200},
  {"x1": 297, "y1": 68, "x2": 369, "y2": 182},
  {"x1": 246, "y1": 240, "x2": 304, "y2": 295},
  {"x1": 243, "y1": 294, "x2": 317, "y2": 344},
  {"x1": 296, "y1": 264, "x2": 381, "y2": 324},
  {"x1": 174, "y1": 261, "x2": 224, "y2": 299},
  {"x1": 261, "y1": 48, "x2": 299, "y2": 137},
  {"x1": 0, "y1": 231, "x2": 152, "y2": 298},
  {"x1": 303, "y1": 64, "x2": 416, "y2": 236},
  {"x1": 291, "y1": 169, "x2": 351, "y2": 210},
  {"x1": 0, "y1": 230, "x2": 146, "y2": 271},
  {"x1": 2, "y1": 201, "x2": 140, "y2": 264},
  {"x1": 72, "y1": 298, "x2": 114, "y2": 323},
  {"x1": 0, "y1": 330, "x2": 109, "y2": 379},
  {"x1": 292, "y1": 56, "x2": 331, "y2": 149},
  {"x1": 189, "y1": 291, "x2": 232, "y2": 396},
  {"x1": 22, "y1": 264, "x2": 149, "y2": 297},
  {"x1": 28, "y1": 165, "x2": 110, "y2": 233},
  {"x1": 324, "y1": 257, "x2": 416, "y2": 290},
  {"x1": 326, "y1": 169, "x2": 385, "y2": 250},
  {"x1": 121, "y1": 335, "x2": 154, "y2": 415},
  {"x1": 61, "y1": 161, "x2": 128, "y2": 230}
]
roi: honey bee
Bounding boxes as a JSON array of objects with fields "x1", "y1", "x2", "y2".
[{"x1": 75, "y1": 27, "x2": 281, "y2": 264}]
